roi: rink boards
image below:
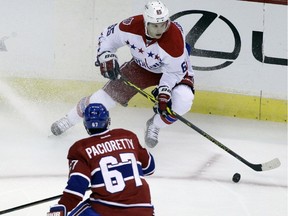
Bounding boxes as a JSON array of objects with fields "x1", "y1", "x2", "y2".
[{"x1": 1, "y1": 78, "x2": 286, "y2": 122}]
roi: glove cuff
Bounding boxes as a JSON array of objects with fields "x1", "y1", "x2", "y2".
[
  {"x1": 47, "y1": 204, "x2": 66, "y2": 216},
  {"x1": 158, "y1": 85, "x2": 171, "y2": 97},
  {"x1": 98, "y1": 51, "x2": 118, "y2": 63}
]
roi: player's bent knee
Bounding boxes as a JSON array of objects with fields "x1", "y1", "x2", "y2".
[
  {"x1": 77, "y1": 96, "x2": 90, "y2": 117},
  {"x1": 90, "y1": 89, "x2": 117, "y2": 110}
]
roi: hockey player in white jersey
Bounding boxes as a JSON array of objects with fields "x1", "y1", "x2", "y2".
[{"x1": 51, "y1": 0, "x2": 195, "y2": 148}]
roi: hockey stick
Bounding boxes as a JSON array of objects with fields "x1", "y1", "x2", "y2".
[
  {"x1": 0, "y1": 188, "x2": 91, "y2": 215},
  {"x1": 121, "y1": 77, "x2": 281, "y2": 172},
  {"x1": 0, "y1": 194, "x2": 61, "y2": 215}
]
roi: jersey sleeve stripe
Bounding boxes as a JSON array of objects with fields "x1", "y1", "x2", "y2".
[
  {"x1": 70, "y1": 172, "x2": 90, "y2": 182},
  {"x1": 142, "y1": 152, "x2": 155, "y2": 175},
  {"x1": 63, "y1": 188, "x2": 85, "y2": 198},
  {"x1": 65, "y1": 174, "x2": 90, "y2": 197},
  {"x1": 90, "y1": 198, "x2": 154, "y2": 208}
]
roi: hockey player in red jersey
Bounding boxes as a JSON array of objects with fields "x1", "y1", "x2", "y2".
[
  {"x1": 51, "y1": 0, "x2": 195, "y2": 148},
  {"x1": 47, "y1": 103, "x2": 155, "y2": 216}
]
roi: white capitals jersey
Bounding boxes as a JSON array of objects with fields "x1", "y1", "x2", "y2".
[{"x1": 97, "y1": 15, "x2": 194, "y2": 89}]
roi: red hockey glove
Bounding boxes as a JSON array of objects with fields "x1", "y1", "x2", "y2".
[
  {"x1": 47, "y1": 204, "x2": 66, "y2": 216},
  {"x1": 152, "y1": 85, "x2": 172, "y2": 116},
  {"x1": 97, "y1": 51, "x2": 120, "y2": 80}
]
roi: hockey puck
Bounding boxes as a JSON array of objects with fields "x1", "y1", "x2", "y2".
[{"x1": 232, "y1": 173, "x2": 241, "y2": 183}]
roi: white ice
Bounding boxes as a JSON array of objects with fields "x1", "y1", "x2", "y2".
[{"x1": 0, "y1": 82, "x2": 287, "y2": 216}]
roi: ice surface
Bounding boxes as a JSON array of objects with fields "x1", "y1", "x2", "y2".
[{"x1": 0, "y1": 91, "x2": 287, "y2": 216}]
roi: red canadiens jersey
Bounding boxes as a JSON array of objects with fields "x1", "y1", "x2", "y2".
[
  {"x1": 97, "y1": 15, "x2": 194, "y2": 90},
  {"x1": 58, "y1": 128, "x2": 155, "y2": 214}
]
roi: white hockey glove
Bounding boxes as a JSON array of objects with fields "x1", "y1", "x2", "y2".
[
  {"x1": 47, "y1": 204, "x2": 66, "y2": 216},
  {"x1": 97, "y1": 51, "x2": 120, "y2": 80},
  {"x1": 152, "y1": 85, "x2": 172, "y2": 116}
]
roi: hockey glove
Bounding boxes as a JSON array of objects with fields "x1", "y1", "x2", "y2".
[
  {"x1": 97, "y1": 51, "x2": 120, "y2": 80},
  {"x1": 47, "y1": 204, "x2": 66, "y2": 216},
  {"x1": 152, "y1": 85, "x2": 172, "y2": 116}
]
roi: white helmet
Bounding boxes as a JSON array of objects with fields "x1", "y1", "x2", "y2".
[
  {"x1": 143, "y1": 1, "x2": 170, "y2": 38},
  {"x1": 144, "y1": 1, "x2": 169, "y2": 24}
]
